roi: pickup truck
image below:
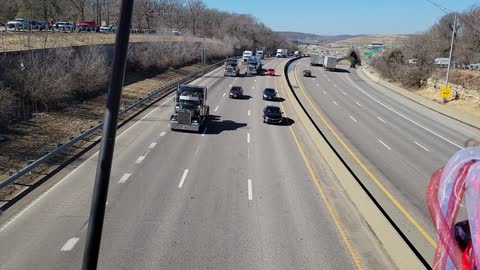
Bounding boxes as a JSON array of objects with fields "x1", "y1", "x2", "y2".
[{"x1": 77, "y1": 20, "x2": 99, "y2": 32}]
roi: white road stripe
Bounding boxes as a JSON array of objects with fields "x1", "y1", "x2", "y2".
[
  {"x1": 378, "y1": 139, "x2": 392, "y2": 150},
  {"x1": 252, "y1": 86, "x2": 254, "y2": 89},
  {"x1": 148, "y1": 142, "x2": 157, "y2": 149},
  {"x1": 202, "y1": 127, "x2": 207, "y2": 136},
  {"x1": 355, "y1": 101, "x2": 362, "y2": 107},
  {"x1": 377, "y1": 116, "x2": 386, "y2": 124},
  {"x1": 342, "y1": 91, "x2": 347, "y2": 96},
  {"x1": 327, "y1": 78, "x2": 331, "y2": 82},
  {"x1": 322, "y1": 90, "x2": 327, "y2": 94},
  {"x1": 159, "y1": 131, "x2": 166, "y2": 137},
  {"x1": 61, "y1": 238, "x2": 80, "y2": 251},
  {"x1": 136, "y1": 156, "x2": 145, "y2": 164},
  {"x1": 214, "y1": 105, "x2": 219, "y2": 112},
  {"x1": 333, "y1": 101, "x2": 338, "y2": 106},
  {"x1": 248, "y1": 109, "x2": 251, "y2": 116},
  {"x1": 247, "y1": 133, "x2": 251, "y2": 144},
  {"x1": 178, "y1": 169, "x2": 189, "y2": 188},
  {"x1": 349, "y1": 116, "x2": 357, "y2": 122},
  {"x1": 248, "y1": 179, "x2": 253, "y2": 201},
  {"x1": 346, "y1": 74, "x2": 463, "y2": 149},
  {"x1": 414, "y1": 141, "x2": 431, "y2": 152},
  {"x1": 317, "y1": 83, "x2": 320, "y2": 87},
  {"x1": 118, "y1": 173, "x2": 132, "y2": 184},
  {"x1": 223, "y1": 93, "x2": 226, "y2": 97},
  {"x1": 194, "y1": 146, "x2": 200, "y2": 154}
]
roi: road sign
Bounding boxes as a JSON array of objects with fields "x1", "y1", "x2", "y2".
[
  {"x1": 364, "y1": 52, "x2": 373, "y2": 56},
  {"x1": 441, "y1": 86, "x2": 451, "y2": 98}
]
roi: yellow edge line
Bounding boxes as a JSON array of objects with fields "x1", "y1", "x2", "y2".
[
  {"x1": 274, "y1": 69, "x2": 364, "y2": 270},
  {"x1": 291, "y1": 63, "x2": 436, "y2": 248}
]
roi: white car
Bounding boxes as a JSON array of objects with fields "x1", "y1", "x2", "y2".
[
  {"x1": 7, "y1": 18, "x2": 30, "y2": 30},
  {"x1": 100, "y1": 25, "x2": 114, "y2": 33},
  {"x1": 172, "y1": 29, "x2": 182, "y2": 35},
  {"x1": 55, "y1": 22, "x2": 74, "y2": 32}
]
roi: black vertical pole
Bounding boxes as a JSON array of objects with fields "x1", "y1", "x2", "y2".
[{"x1": 81, "y1": 0, "x2": 134, "y2": 269}]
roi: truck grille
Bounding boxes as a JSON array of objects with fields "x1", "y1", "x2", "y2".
[{"x1": 178, "y1": 110, "x2": 191, "y2": 125}]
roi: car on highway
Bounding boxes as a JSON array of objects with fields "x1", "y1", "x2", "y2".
[
  {"x1": 229, "y1": 86, "x2": 244, "y2": 99},
  {"x1": 303, "y1": 70, "x2": 312, "y2": 77},
  {"x1": 172, "y1": 29, "x2": 182, "y2": 35},
  {"x1": 263, "y1": 88, "x2": 277, "y2": 100},
  {"x1": 263, "y1": 105, "x2": 283, "y2": 124},
  {"x1": 55, "y1": 21, "x2": 75, "y2": 32},
  {"x1": 267, "y1": 68, "x2": 275, "y2": 76}
]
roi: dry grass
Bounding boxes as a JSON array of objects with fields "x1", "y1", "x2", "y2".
[
  {"x1": 0, "y1": 31, "x2": 223, "y2": 52},
  {"x1": 333, "y1": 34, "x2": 410, "y2": 47}
]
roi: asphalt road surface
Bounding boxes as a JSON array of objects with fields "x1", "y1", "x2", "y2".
[
  {"x1": 291, "y1": 57, "x2": 480, "y2": 263},
  {"x1": 0, "y1": 58, "x2": 396, "y2": 269}
]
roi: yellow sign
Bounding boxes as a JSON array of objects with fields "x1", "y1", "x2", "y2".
[{"x1": 441, "y1": 86, "x2": 451, "y2": 98}]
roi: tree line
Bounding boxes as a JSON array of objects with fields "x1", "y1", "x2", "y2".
[{"x1": 372, "y1": 5, "x2": 480, "y2": 88}]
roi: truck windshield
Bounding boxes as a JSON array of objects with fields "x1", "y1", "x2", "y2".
[{"x1": 179, "y1": 99, "x2": 199, "y2": 109}]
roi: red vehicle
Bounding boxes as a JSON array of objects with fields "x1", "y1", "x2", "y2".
[
  {"x1": 77, "y1": 20, "x2": 98, "y2": 32},
  {"x1": 267, "y1": 68, "x2": 275, "y2": 76}
]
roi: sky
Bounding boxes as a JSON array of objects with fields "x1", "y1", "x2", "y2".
[{"x1": 203, "y1": 0, "x2": 478, "y2": 35}]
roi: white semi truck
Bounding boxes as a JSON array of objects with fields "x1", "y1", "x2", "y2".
[
  {"x1": 323, "y1": 55, "x2": 337, "y2": 71},
  {"x1": 276, "y1": 49, "x2": 287, "y2": 58},
  {"x1": 242, "y1": 50, "x2": 253, "y2": 62},
  {"x1": 310, "y1": 53, "x2": 324, "y2": 66}
]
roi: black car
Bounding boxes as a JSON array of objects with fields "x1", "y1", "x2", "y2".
[
  {"x1": 229, "y1": 86, "x2": 243, "y2": 98},
  {"x1": 303, "y1": 70, "x2": 312, "y2": 77},
  {"x1": 263, "y1": 88, "x2": 276, "y2": 100},
  {"x1": 263, "y1": 105, "x2": 283, "y2": 124}
]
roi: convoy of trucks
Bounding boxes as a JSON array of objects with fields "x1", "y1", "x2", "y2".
[
  {"x1": 323, "y1": 55, "x2": 337, "y2": 71},
  {"x1": 243, "y1": 50, "x2": 253, "y2": 62},
  {"x1": 170, "y1": 85, "x2": 209, "y2": 132},
  {"x1": 276, "y1": 49, "x2": 288, "y2": 58},
  {"x1": 256, "y1": 48, "x2": 265, "y2": 59}
]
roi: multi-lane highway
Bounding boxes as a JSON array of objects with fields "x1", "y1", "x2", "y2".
[
  {"x1": 0, "y1": 58, "x2": 396, "y2": 269},
  {"x1": 290, "y1": 57, "x2": 480, "y2": 262}
]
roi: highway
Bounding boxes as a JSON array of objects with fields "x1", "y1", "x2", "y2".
[
  {"x1": 0, "y1": 58, "x2": 395, "y2": 269},
  {"x1": 290, "y1": 57, "x2": 480, "y2": 262}
]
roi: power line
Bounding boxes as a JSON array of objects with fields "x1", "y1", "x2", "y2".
[{"x1": 423, "y1": 0, "x2": 453, "y2": 14}]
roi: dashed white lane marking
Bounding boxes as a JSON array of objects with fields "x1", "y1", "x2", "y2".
[
  {"x1": 214, "y1": 105, "x2": 219, "y2": 112},
  {"x1": 248, "y1": 109, "x2": 251, "y2": 116},
  {"x1": 317, "y1": 83, "x2": 320, "y2": 87},
  {"x1": 414, "y1": 141, "x2": 431, "y2": 152},
  {"x1": 333, "y1": 101, "x2": 338, "y2": 106},
  {"x1": 322, "y1": 91, "x2": 327, "y2": 94},
  {"x1": 346, "y1": 74, "x2": 462, "y2": 149},
  {"x1": 378, "y1": 139, "x2": 392, "y2": 150},
  {"x1": 342, "y1": 91, "x2": 347, "y2": 96},
  {"x1": 148, "y1": 142, "x2": 157, "y2": 149},
  {"x1": 327, "y1": 78, "x2": 331, "y2": 82},
  {"x1": 202, "y1": 127, "x2": 207, "y2": 137},
  {"x1": 235, "y1": 78, "x2": 238, "y2": 80},
  {"x1": 334, "y1": 84, "x2": 338, "y2": 88},
  {"x1": 160, "y1": 132, "x2": 166, "y2": 137},
  {"x1": 349, "y1": 116, "x2": 357, "y2": 122},
  {"x1": 252, "y1": 86, "x2": 254, "y2": 89},
  {"x1": 61, "y1": 238, "x2": 80, "y2": 251},
  {"x1": 194, "y1": 146, "x2": 200, "y2": 154},
  {"x1": 136, "y1": 156, "x2": 145, "y2": 164},
  {"x1": 377, "y1": 116, "x2": 386, "y2": 124},
  {"x1": 355, "y1": 101, "x2": 362, "y2": 107},
  {"x1": 118, "y1": 173, "x2": 132, "y2": 184},
  {"x1": 223, "y1": 93, "x2": 226, "y2": 97},
  {"x1": 248, "y1": 179, "x2": 253, "y2": 201},
  {"x1": 178, "y1": 169, "x2": 189, "y2": 188},
  {"x1": 254, "y1": 79, "x2": 257, "y2": 82},
  {"x1": 247, "y1": 133, "x2": 251, "y2": 144}
]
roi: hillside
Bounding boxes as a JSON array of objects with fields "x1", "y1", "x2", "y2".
[
  {"x1": 276, "y1": 31, "x2": 361, "y2": 43},
  {"x1": 332, "y1": 34, "x2": 411, "y2": 47}
]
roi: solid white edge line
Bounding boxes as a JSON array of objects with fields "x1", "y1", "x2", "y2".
[
  {"x1": 60, "y1": 237, "x2": 80, "y2": 251},
  {"x1": 346, "y1": 74, "x2": 463, "y2": 149},
  {"x1": 414, "y1": 141, "x2": 431, "y2": 152},
  {"x1": 118, "y1": 173, "x2": 132, "y2": 184},
  {"x1": 136, "y1": 156, "x2": 145, "y2": 163},
  {"x1": 148, "y1": 142, "x2": 157, "y2": 149},
  {"x1": 378, "y1": 139, "x2": 392, "y2": 150},
  {"x1": 355, "y1": 101, "x2": 362, "y2": 107},
  {"x1": 178, "y1": 169, "x2": 189, "y2": 188},
  {"x1": 349, "y1": 116, "x2": 357, "y2": 122},
  {"x1": 377, "y1": 116, "x2": 387, "y2": 123},
  {"x1": 248, "y1": 179, "x2": 253, "y2": 201}
]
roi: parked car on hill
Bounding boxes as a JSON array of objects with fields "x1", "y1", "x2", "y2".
[{"x1": 77, "y1": 20, "x2": 99, "y2": 32}]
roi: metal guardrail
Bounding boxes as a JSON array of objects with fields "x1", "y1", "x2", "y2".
[{"x1": 0, "y1": 58, "x2": 233, "y2": 190}]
